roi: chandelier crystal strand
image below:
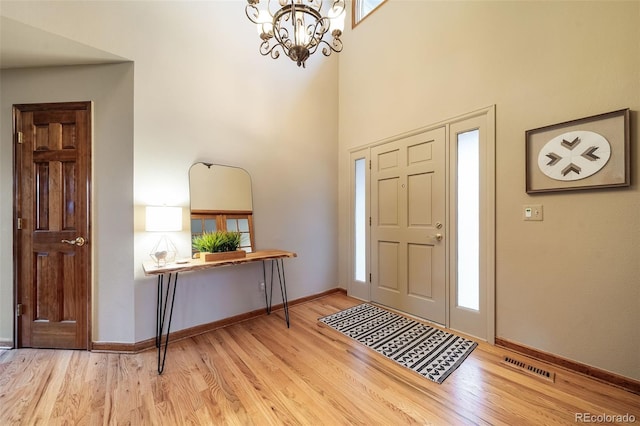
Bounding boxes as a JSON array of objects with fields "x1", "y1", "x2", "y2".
[{"x1": 246, "y1": 0, "x2": 345, "y2": 68}]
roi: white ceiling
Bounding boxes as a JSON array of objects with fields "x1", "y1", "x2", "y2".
[{"x1": 0, "y1": 16, "x2": 128, "y2": 69}]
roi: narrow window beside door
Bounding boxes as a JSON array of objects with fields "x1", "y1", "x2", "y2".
[
  {"x1": 354, "y1": 158, "x2": 366, "y2": 282},
  {"x1": 457, "y1": 130, "x2": 480, "y2": 310}
]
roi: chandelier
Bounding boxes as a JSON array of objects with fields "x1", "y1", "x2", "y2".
[{"x1": 245, "y1": 0, "x2": 346, "y2": 68}]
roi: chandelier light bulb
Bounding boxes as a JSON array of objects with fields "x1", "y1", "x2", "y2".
[
  {"x1": 294, "y1": 15, "x2": 310, "y2": 45},
  {"x1": 328, "y1": 5, "x2": 345, "y2": 34},
  {"x1": 255, "y1": 9, "x2": 273, "y2": 36}
]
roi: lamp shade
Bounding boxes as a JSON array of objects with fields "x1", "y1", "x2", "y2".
[{"x1": 145, "y1": 206, "x2": 183, "y2": 232}]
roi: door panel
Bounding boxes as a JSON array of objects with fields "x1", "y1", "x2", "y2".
[
  {"x1": 407, "y1": 243, "x2": 432, "y2": 298},
  {"x1": 378, "y1": 178, "x2": 399, "y2": 225},
  {"x1": 378, "y1": 241, "x2": 400, "y2": 291},
  {"x1": 371, "y1": 127, "x2": 446, "y2": 324},
  {"x1": 408, "y1": 172, "x2": 432, "y2": 225},
  {"x1": 14, "y1": 102, "x2": 91, "y2": 349}
]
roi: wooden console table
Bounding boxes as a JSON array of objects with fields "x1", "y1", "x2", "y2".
[{"x1": 142, "y1": 249, "x2": 297, "y2": 374}]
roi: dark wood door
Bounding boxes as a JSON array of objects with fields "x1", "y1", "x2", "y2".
[{"x1": 14, "y1": 102, "x2": 91, "y2": 349}]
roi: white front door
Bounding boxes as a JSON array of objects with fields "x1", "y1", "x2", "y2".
[{"x1": 370, "y1": 127, "x2": 446, "y2": 324}]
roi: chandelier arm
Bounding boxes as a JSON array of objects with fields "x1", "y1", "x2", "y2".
[
  {"x1": 245, "y1": 3, "x2": 261, "y2": 24},
  {"x1": 302, "y1": 16, "x2": 331, "y2": 53},
  {"x1": 331, "y1": 0, "x2": 346, "y2": 12},
  {"x1": 330, "y1": 32, "x2": 343, "y2": 52},
  {"x1": 317, "y1": 13, "x2": 331, "y2": 31},
  {"x1": 270, "y1": 48, "x2": 281, "y2": 60},
  {"x1": 272, "y1": 25, "x2": 292, "y2": 56},
  {"x1": 318, "y1": 37, "x2": 342, "y2": 57},
  {"x1": 259, "y1": 39, "x2": 282, "y2": 60}
]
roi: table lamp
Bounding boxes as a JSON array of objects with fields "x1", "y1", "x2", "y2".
[{"x1": 145, "y1": 206, "x2": 182, "y2": 266}]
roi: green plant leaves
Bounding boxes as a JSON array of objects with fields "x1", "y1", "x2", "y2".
[{"x1": 192, "y1": 230, "x2": 242, "y2": 253}]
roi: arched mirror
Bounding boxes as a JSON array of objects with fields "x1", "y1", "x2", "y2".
[{"x1": 189, "y1": 162, "x2": 255, "y2": 253}]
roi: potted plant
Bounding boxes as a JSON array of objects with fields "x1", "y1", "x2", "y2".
[{"x1": 192, "y1": 230, "x2": 245, "y2": 262}]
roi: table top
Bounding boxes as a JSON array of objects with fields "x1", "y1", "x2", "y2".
[{"x1": 142, "y1": 249, "x2": 297, "y2": 276}]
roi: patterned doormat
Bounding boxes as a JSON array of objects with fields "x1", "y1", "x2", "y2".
[{"x1": 319, "y1": 303, "x2": 477, "y2": 384}]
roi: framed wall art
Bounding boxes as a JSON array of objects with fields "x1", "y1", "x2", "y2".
[{"x1": 525, "y1": 108, "x2": 630, "y2": 193}]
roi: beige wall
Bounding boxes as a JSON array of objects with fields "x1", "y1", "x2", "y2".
[
  {"x1": 338, "y1": 1, "x2": 639, "y2": 380},
  {"x1": 0, "y1": 1, "x2": 339, "y2": 344}
]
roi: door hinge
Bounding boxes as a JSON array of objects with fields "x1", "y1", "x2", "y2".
[
  {"x1": 17, "y1": 131, "x2": 24, "y2": 144},
  {"x1": 369, "y1": 273, "x2": 372, "y2": 283},
  {"x1": 369, "y1": 216, "x2": 371, "y2": 226},
  {"x1": 16, "y1": 304, "x2": 23, "y2": 316},
  {"x1": 369, "y1": 160, "x2": 371, "y2": 169},
  {"x1": 17, "y1": 218, "x2": 22, "y2": 230}
]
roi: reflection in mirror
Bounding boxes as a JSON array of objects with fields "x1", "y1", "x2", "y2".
[{"x1": 189, "y1": 162, "x2": 255, "y2": 253}]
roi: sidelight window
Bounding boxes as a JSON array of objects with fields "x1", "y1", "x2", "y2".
[
  {"x1": 456, "y1": 129, "x2": 480, "y2": 310},
  {"x1": 354, "y1": 158, "x2": 366, "y2": 282}
]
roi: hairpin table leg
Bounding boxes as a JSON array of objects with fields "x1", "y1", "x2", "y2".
[
  {"x1": 263, "y1": 260, "x2": 271, "y2": 314},
  {"x1": 262, "y1": 259, "x2": 290, "y2": 328},
  {"x1": 275, "y1": 258, "x2": 290, "y2": 327},
  {"x1": 156, "y1": 272, "x2": 179, "y2": 374}
]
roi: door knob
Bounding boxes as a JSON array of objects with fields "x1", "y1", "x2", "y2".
[
  {"x1": 430, "y1": 233, "x2": 443, "y2": 242},
  {"x1": 61, "y1": 237, "x2": 86, "y2": 247}
]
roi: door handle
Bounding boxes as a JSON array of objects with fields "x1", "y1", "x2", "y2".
[
  {"x1": 61, "y1": 237, "x2": 86, "y2": 247},
  {"x1": 430, "y1": 233, "x2": 443, "y2": 242}
]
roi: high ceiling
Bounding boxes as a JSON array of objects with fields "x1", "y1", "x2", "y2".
[{"x1": 0, "y1": 16, "x2": 128, "y2": 69}]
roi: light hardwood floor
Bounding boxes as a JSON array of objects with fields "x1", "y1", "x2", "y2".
[{"x1": 1, "y1": 292, "x2": 639, "y2": 425}]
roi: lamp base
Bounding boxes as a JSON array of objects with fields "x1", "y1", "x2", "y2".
[{"x1": 150, "y1": 235, "x2": 178, "y2": 267}]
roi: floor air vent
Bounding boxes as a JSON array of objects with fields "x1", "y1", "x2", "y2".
[{"x1": 502, "y1": 356, "x2": 555, "y2": 383}]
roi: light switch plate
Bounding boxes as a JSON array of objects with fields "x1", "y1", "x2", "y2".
[{"x1": 523, "y1": 204, "x2": 543, "y2": 221}]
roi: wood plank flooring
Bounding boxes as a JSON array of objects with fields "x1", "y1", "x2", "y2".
[{"x1": 1, "y1": 292, "x2": 639, "y2": 425}]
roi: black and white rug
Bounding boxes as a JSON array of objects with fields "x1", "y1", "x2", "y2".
[{"x1": 319, "y1": 303, "x2": 477, "y2": 384}]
